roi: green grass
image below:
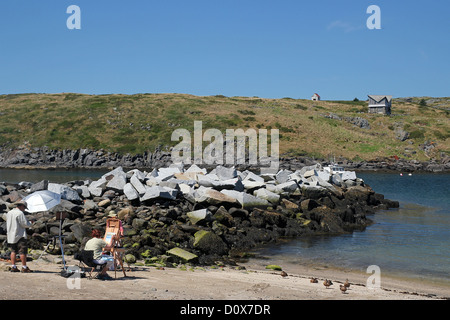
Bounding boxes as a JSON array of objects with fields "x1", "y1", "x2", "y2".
[{"x1": 0, "y1": 93, "x2": 448, "y2": 161}]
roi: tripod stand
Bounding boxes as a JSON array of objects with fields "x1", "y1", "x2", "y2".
[
  {"x1": 55, "y1": 211, "x2": 67, "y2": 270},
  {"x1": 37, "y1": 212, "x2": 67, "y2": 270}
]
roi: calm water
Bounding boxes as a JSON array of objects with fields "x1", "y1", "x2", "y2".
[
  {"x1": 1, "y1": 168, "x2": 449, "y2": 286},
  {"x1": 251, "y1": 172, "x2": 450, "y2": 286}
]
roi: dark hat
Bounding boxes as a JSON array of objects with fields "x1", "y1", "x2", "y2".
[{"x1": 14, "y1": 200, "x2": 28, "y2": 208}]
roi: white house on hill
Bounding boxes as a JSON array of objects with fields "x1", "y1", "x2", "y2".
[
  {"x1": 311, "y1": 93, "x2": 320, "y2": 101},
  {"x1": 368, "y1": 95, "x2": 392, "y2": 115}
]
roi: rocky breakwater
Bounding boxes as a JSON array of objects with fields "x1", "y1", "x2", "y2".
[{"x1": 0, "y1": 164, "x2": 399, "y2": 266}]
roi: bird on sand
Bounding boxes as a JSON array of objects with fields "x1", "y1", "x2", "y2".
[
  {"x1": 323, "y1": 279, "x2": 333, "y2": 288},
  {"x1": 310, "y1": 277, "x2": 318, "y2": 283},
  {"x1": 340, "y1": 285, "x2": 348, "y2": 294},
  {"x1": 344, "y1": 279, "x2": 351, "y2": 289},
  {"x1": 281, "y1": 271, "x2": 288, "y2": 277}
]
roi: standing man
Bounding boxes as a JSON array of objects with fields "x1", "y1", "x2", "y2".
[{"x1": 6, "y1": 200, "x2": 33, "y2": 272}]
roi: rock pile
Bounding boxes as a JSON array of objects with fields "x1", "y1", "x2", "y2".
[{"x1": 0, "y1": 164, "x2": 399, "y2": 266}]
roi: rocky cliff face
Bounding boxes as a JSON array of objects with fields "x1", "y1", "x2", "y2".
[
  {"x1": 1, "y1": 146, "x2": 449, "y2": 172},
  {"x1": 0, "y1": 146, "x2": 173, "y2": 169},
  {"x1": 0, "y1": 164, "x2": 399, "y2": 266}
]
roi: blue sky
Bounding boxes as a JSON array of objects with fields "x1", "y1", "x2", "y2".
[{"x1": 0, "y1": 0, "x2": 449, "y2": 100}]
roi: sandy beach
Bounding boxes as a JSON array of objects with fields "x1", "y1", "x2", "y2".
[{"x1": 1, "y1": 256, "x2": 448, "y2": 302}]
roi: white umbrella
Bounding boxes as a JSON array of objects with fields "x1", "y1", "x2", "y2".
[
  {"x1": 23, "y1": 190, "x2": 65, "y2": 269},
  {"x1": 23, "y1": 190, "x2": 61, "y2": 213}
]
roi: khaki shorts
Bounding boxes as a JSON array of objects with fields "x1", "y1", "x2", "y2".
[{"x1": 8, "y1": 238, "x2": 28, "y2": 255}]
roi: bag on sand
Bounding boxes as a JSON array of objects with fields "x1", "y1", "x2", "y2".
[{"x1": 60, "y1": 268, "x2": 86, "y2": 278}]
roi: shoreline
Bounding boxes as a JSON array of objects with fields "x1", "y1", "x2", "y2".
[
  {"x1": 242, "y1": 199, "x2": 450, "y2": 299},
  {"x1": 242, "y1": 255, "x2": 450, "y2": 299},
  {"x1": 0, "y1": 257, "x2": 447, "y2": 301},
  {"x1": 2, "y1": 164, "x2": 450, "y2": 173},
  {"x1": 1, "y1": 146, "x2": 449, "y2": 174}
]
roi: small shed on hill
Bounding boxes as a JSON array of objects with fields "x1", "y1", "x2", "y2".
[
  {"x1": 368, "y1": 95, "x2": 392, "y2": 115},
  {"x1": 311, "y1": 93, "x2": 320, "y2": 101}
]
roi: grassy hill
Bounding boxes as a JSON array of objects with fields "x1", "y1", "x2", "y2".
[{"x1": 0, "y1": 93, "x2": 449, "y2": 162}]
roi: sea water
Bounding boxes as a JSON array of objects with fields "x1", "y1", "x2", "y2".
[{"x1": 250, "y1": 172, "x2": 450, "y2": 287}]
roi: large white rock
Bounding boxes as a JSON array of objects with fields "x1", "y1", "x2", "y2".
[
  {"x1": 106, "y1": 174, "x2": 127, "y2": 192},
  {"x1": 159, "y1": 180, "x2": 181, "y2": 191},
  {"x1": 276, "y1": 180, "x2": 299, "y2": 193},
  {"x1": 167, "y1": 178, "x2": 197, "y2": 187},
  {"x1": 169, "y1": 162, "x2": 185, "y2": 172},
  {"x1": 193, "y1": 186, "x2": 211, "y2": 203},
  {"x1": 303, "y1": 169, "x2": 316, "y2": 179},
  {"x1": 187, "y1": 209, "x2": 212, "y2": 225},
  {"x1": 185, "y1": 164, "x2": 207, "y2": 175},
  {"x1": 103, "y1": 167, "x2": 127, "y2": 192},
  {"x1": 162, "y1": 186, "x2": 179, "y2": 199},
  {"x1": 130, "y1": 174, "x2": 147, "y2": 195},
  {"x1": 102, "y1": 167, "x2": 126, "y2": 180},
  {"x1": 331, "y1": 174, "x2": 343, "y2": 186},
  {"x1": 88, "y1": 178, "x2": 107, "y2": 197},
  {"x1": 220, "y1": 178, "x2": 244, "y2": 191},
  {"x1": 308, "y1": 176, "x2": 333, "y2": 189},
  {"x1": 140, "y1": 186, "x2": 177, "y2": 202},
  {"x1": 179, "y1": 184, "x2": 193, "y2": 195},
  {"x1": 146, "y1": 168, "x2": 158, "y2": 178},
  {"x1": 213, "y1": 166, "x2": 237, "y2": 180},
  {"x1": 127, "y1": 169, "x2": 146, "y2": 181},
  {"x1": 275, "y1": 169, "x2": 293, "y2": 184},
  {"x1": 260, "y1": 173, "x2": 276, "y2": 182},
  {"x1": 317, "y1": 171, "x2": 331, "y2": 183},
  {"x1": 243, "y1": 171, "x2": 265, "y2": 183},
  {"x1": 158, "y1": 167, "x2": 182, "y2": 176},
  {"x1": 145, "y1": 176, "x2": 159, "y2": 187},
  {"x1": 197, "y1": 175, "x2": 219, "y2": 188},
  {"x1": 174, "y1": 172, "x2": 201, "y2": 181},
  {"x1": 48, "y1": 183, "x2": 81, "y2": 201},
  {"x1": 197, "y1": 175, "x2": 243, "y2": 191},
  {"x1": 146, "y1": 167, "x2": 181, "y2": 183},
  {"x1": 179, "y1": 184, "x2": 195, "y2": 203},
  {"x1": 123, "y1": 183, "x2": 139, "y2": 201},
  {"x1": 298, "y1": 164, "x2": 320, "y2": 176},
  {"x1": 242, "y1": 180, "x2": 266, "y2": 191},
  {"x1": 265, "y1": 183, "x2": 280, "y2": 194},
  {"x1": 288, "y1": 172, "x2": 303, "y2": 183},
  {"x1": 72, "y1": 185, "x2": 90, "y2": 199},
  {"x1": 341, "y1": 171, "x2": 357, "y2": 181},
  {"x1": 154, "y1": 172, "x2": 175, "y2": 182},
  {"x1": 253, "y1": 188, "x2": 280, "y2": 204},
  {"x1": 221, "y1": 190, "x2": 270, "y2": 209},
  {"x1": 305, "y1": 177, "x2": 318, "y2": 187},
  {"x1": 201, "y1": 188, "x2": 238, "y2": 205}
]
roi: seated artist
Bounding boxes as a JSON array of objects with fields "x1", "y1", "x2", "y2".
[{"x1": 84, "y1": 229, "x2": 114, "y2": 280}]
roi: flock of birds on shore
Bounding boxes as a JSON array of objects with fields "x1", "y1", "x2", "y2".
[{"x1": 280, "y1": 271, "x2": 351, "y2": 294}]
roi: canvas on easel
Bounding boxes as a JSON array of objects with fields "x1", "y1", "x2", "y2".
[{"x1": 103, "y1": 218, "x2": 126, "y2": 278}]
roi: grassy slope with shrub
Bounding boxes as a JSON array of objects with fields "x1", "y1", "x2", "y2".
[{"x1": 0, "y1": 93, "x2": 448, "y2": 162}]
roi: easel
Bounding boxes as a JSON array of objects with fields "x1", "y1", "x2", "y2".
[{"x1": 103, "y1": 218, "x2": 127, "y2": 278}]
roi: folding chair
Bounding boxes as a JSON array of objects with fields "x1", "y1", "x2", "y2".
[
  {"x1": 103, "y1": 218, "x2": 127, "y2": 278},
  {"x1": 74, "y1": 250, "x2": 105, "y2": 280}
]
